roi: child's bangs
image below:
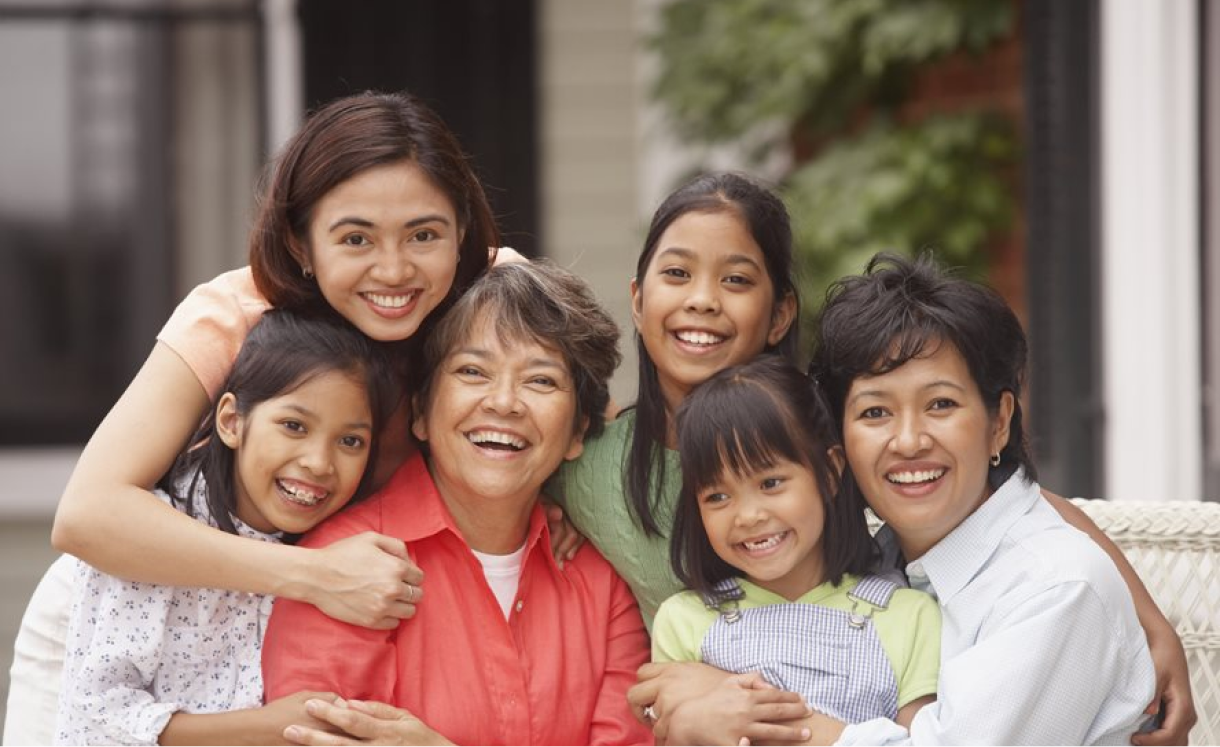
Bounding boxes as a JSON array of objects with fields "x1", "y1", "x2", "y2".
[{"x1": 679, "y1": 382, "x2": 806, "y2": 495}]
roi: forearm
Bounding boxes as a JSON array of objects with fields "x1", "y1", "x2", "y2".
[
  {"x1": 56, "y1": 485, "x2": 314, "y2": 600},
  {"x1": 161, "y1": 709, "x2": 281, "y2": 746},
  {"x1": 780, "y1": 713, "x2": 846, "y2": 746}
]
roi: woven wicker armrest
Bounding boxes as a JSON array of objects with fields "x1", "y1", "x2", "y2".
[
  {"x1": 1071, "y1": 498, "x2": 1220, "y2": 745},
  {"x1": 867, "y1": 498, "x2": 1220, "y2": 742}
]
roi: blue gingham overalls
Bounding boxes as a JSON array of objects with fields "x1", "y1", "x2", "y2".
[{"x1": 700, "y1": 575, "x2": 901, "y2": 724}]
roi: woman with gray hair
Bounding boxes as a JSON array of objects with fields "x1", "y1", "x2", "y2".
[{"x1": 261, "y1": 261, "x2": 652, "y2": 746}]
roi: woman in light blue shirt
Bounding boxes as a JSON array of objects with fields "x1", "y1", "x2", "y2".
[{"x1": 806, "y1": 253, "x2": 1155, "y2": 745}]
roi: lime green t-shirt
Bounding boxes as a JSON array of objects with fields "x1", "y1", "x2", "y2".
[
  {"x1": 651, "y1": 575, "x2": 941, "y2": 710},
  {"x1": 549, "y1": 410, "x2": 682, "y2": 630}
]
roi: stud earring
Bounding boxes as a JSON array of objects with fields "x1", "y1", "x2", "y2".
[
  {"x1": 990, "y1": 453, "x2": 1001, "y2": 467},
  {"x1": 302, "y1": 266, "x2": 314, "y2": 279}
]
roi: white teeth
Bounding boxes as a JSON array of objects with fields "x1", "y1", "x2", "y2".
[
  {"x1": 741, "y1": 532, "x2": 785, "y2": 551},
  {"x1": 364, "y1": 291, "x2": 416, "y2": 309},
  {"x1": 277, "y1": 479, "x2": 326, "y2": 506},
  {"x1": 468, "y1": 430, "x2": 527, "y2": 450},
  {"x1": 887, "y1": 469, "x2": 946, "y2": 485},
  {"x1": 675, "y1": 330, "x2": 725, "y2": 346}
]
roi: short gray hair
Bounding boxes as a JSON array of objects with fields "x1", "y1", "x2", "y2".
[{"x1": 419, "y1": 260, "x2": 621, "y2": 438}]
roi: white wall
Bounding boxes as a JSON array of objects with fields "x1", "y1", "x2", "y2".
[
  {"x1": 1100, "y1": 0, "x2": 1201, "y2": 502},
  {"x1": 538, "y1": 0, "x2": 646, "y2": 404}
]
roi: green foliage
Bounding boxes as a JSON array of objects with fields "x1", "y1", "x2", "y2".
[
  {"x1": 652, "y1": 0, "x2": 1011, "y2": 143},
  {"x1": 649, "y1": 0, "x2": 1018, "y2": 333},
  {"x1": 785, "y1": 114, "x2": 1015, "y2": 307}
]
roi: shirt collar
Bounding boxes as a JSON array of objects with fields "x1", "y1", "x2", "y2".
[
  {"x1": 906, "y1": 468, "x2": 1039, "y2": 603},
  {"x1": 380, "y1": 452, "x2": 560, "y2": 572},
  {"x1": 177, "y1": 471, "x2": 281, "y2": 543}
]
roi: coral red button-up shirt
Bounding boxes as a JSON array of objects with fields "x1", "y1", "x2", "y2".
[{"x1": 262, "y1": 453, "x2": 653, "y2": 746}]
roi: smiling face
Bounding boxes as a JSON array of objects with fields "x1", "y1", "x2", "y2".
[
  {"x1": 698, "y1": 457, "x2": 827, "y2": 601},
  {"x1": 413, "y1": 315, "x2": 586, "y2": 520},
  {"x1": 631, "y1": 209, "x2": 795, "y2": 412},
  {"x1": 305, "y1": 159, "x2": 461, "y2": 342},
  {"x1": 842, "y1": 341, "x2": 1014, "y2": 560},
  {"x1": 217, "y1": 369, "x2": 374, "y2": 535}
]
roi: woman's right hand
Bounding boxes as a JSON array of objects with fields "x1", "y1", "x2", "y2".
[
  {"x1": 284, "y1": 698, "x2": 453, "y2": 746},
  {"x1": 257, "y1": 692, "x2": 344, "y2": 745},
  {"x1": 306, "y1": 532, "x2": 424, "y2": 629}
]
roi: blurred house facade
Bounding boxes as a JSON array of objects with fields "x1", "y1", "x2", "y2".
[
  {"x1": 6, "y1": 0, "x2": 1212, "y2": 734},
  {"x1": 0, "y1": 0, "x2": 1214, "y2": 522}
]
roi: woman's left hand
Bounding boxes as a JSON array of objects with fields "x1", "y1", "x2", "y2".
[
  {"x1": 1132, "y1": 618, "x2": 1196, "y2": 745},
  {"x1": 283, "y1": 698, "x2": 452, "y2": 746}
]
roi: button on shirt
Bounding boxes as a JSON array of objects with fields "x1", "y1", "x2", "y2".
[
  {"x1": 55, "y1": 478, "x2": 281, "y2": 745},
  {"x1": 261, "y1": 453, "x2": 653, "y2": 746},
  {"x1": 839, "y1": 470, "x2": 1155, "y2": 745}
]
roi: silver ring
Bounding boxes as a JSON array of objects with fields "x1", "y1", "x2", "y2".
[{"x1": 642, "y1": 705, "x2": 658, "y2": 722}]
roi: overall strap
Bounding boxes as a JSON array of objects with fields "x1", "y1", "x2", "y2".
[
  {"x1": 845, "y1": 575, "x2": 900, "y2": 629},
  {"x1": 701, "y1": 577, "x2": 746, "y2": 623}
]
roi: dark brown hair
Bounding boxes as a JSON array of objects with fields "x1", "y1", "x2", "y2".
[
  {"x1": 671, "y1": 355, "x2": 875, "y2": 598},
  {"x1": 250, "y1": 91, "x2": 496, "y2": 328}
]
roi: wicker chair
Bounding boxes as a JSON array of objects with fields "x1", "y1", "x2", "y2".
[
  {"x1": 1071, "y1": 498, "x2": 1220, "y2": 745},
  {"x1": 865, "y1": 499, "x2": 1220, "y2": 743}
]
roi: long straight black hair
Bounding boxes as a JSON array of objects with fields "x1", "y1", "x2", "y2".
[
  {"x1": 671, "y1": 355, "x2": 876, "y2": 597},
  {"x1": 157, "y1": 308, "x2": 401, "y2": 538},
  {"x1": 626, "y1": 172, "x2": 800, "y2": 536}
]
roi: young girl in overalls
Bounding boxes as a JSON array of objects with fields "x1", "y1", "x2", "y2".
[
  {"x1": 55, "y1": 309, "x2": 400, "y2": 745},
  {"x1": 651, "y1": 355, "x2": 941, "y2": 729}
]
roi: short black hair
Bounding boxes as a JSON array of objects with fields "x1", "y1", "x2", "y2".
[
  {"x1": 671, "y1": 355, "x2": 876, "y2": 601},
  {"x1": 417, "y1": 260, "x2": 621, "y2": 441},
  {"x1": 809, "y1": 252, "x2": 1035, "y2": 484}
]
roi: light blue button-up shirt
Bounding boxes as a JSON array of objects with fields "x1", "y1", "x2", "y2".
[{"x1": 839, "y1": 470, "x2": 1155, "y2": 745}]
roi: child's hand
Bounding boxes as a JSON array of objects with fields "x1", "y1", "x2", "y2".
[
  {"x1": 543, "y1": 502, "x2": 585, "y2": 566},
  {"x1": 308, "y1": 532, "x2": 424, "y2": 629}
]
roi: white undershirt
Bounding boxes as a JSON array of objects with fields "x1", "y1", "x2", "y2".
[{"x1": 471, "y1": 543, "x2": 526, "y2": 619}]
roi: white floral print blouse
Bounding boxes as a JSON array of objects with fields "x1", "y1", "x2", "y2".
[{"x1": 54, "y1": 475, "x2": 281, "y2": 745}]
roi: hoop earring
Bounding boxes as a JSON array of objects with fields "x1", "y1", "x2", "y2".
[
  {"x1": 990, "y1": 453, "x2": 1001, "y2": 467},
  {"x1": 302, "y1": 266, "x2": 314, "y2": 279}
]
